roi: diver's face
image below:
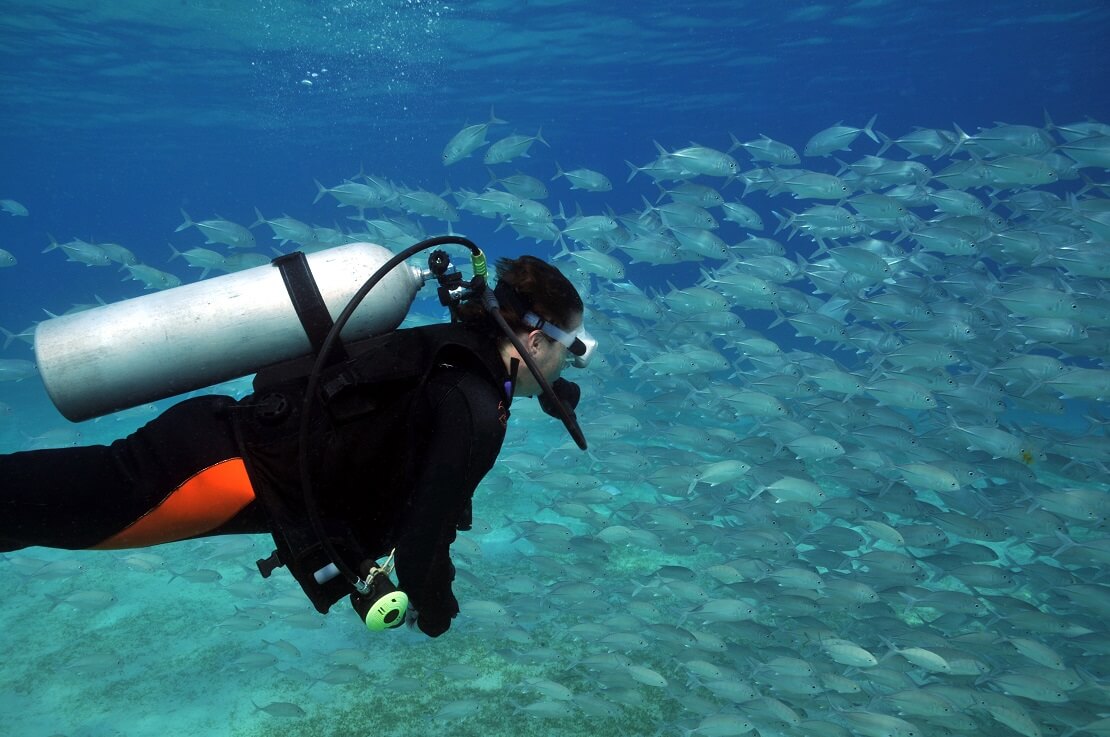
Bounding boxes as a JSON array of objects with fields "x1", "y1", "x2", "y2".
[{"x1": 517, "y1": 311, "x2": 582, "y2": 397}]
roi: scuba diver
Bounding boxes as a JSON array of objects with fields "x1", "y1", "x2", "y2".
[{"x1": 0, "y1": 241, "x2": 595, "y2": 638}]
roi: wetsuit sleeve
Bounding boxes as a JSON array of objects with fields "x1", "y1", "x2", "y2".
[{"x1": 392, "y1": 366, "x2": 506, "y2": 637}]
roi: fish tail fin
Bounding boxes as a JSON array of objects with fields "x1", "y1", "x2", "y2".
[
  {"x1": 0, "y1": 326, "x2": 14, "y2": 351},
  {"x1": 42, "y1": 232, "x2": 59, "y2": 253},
  {"x1": 772, "y1": 209, "x2": 799, "y2": 237},
  {"x1": 809, "y1": 237, "x2": 828, "y2": 257},
  {"x1": 312, "y1": 179, "x2": 328, "y2": 205},
  {"x1": 866, "y1": 355, "x2": 890, "y2": 384},
  {"x1": 876, "y1": 634, "x2": 901, "y2": 661},
  {"x1": 876, "y1": 131, "x2": 893, "y2": 157},
  {"x1": 771, "y1": 210, "x2": 787, "y2": 235},
  {"x1": 893, "y1": 213, "x2": 916, "y2": 244},
  {"x1": 250, "y1": 207, "x2": 266, "y2": 229},
  {"x1": 695, "y1": 266, "x2": 715, "y2": 288},
  {"x1": 944, "y1": 407, "x2": 964, "y2": 434},
  {"x1": 653, "y1": 181, "x2": 669, "y2": 204},
  {"x1": 503, "y1": 515, "x2": 525, "y2": 539},
  {"x1": 767, "y1": 306, "x2": 787, "y2": 329},
  {"x1": 175, "y1": 209, "x2": 193, "y2": 233},
  {"x1": 1076, "y1": 171, "x2": 1103, "y2": 199},
  {"x1": 794, "y1": 250, "x2": 810, "y2": 276},
  {"x1": 951, "y1": 122, "x2": 971, "y2": 155},
  {"x1": 488, "y1": 105, "x2": 507, "y2": 126},
  {"x1": 863, "y1": 113, "x2": 879, "y2": 144},
  {"x1": 727, "y1": 131, "x2": 742, "y2": 154},
  {"x1": 167, "y1": 242, "x2": 182, "y2": 261},
  {"x1": 1020, "y1": 379, "x2": 1046, "y2": 399},
  {"x1": 551, "y1": 160, "x2": 564, "y2": 181},
  {"x1": 628, "y1": 352, "x2": 645, "y2": 375},
  {"x1": 534, "y1": 127, "x2": 548, "y2": 147},
  {"x1": 1049, "y1": 529, "x2": 1079, "y2": 559},
  {"x1": 1042, "y1": 108, "x2": 1055, "y2": 133},
  {"x1": 553, "y1": 239, "x2": 572, "y2": 261},
  {"x1": 624, "y1": 160, "x2": 640, "y2": 183}
]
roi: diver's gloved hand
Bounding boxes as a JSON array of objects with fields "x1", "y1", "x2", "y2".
[
  {"x1": 409, "y1": 591, "x2": 460, "y2": 638},
  {"x1": 539, "y1": 378, "x2": 580, "y2": 419}
]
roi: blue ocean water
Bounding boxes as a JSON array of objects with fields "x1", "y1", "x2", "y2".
[{"x1": 1, "y1": 2, "x2": 1109, "y2": 736}]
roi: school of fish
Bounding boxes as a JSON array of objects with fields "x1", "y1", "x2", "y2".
[{"x1": 1, "y1": 111, "x2": 1109, "y2": 737}]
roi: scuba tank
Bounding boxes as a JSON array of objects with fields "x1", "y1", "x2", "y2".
[{"x1": 34, "y1": 242, "x2": 423, "y2": 422}]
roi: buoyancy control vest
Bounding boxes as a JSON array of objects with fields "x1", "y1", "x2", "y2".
[{"x1": 232, "y1": 322, "x2": 509, "y2": 613}]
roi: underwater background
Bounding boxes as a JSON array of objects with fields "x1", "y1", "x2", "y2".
[{"x1": 1, "y1": 1, "x2": 1109, "y2": 736}]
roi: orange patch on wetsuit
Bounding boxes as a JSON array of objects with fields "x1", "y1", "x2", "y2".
[{"x1": 89, "y1": 458, "x2": 256, "y2": 550}]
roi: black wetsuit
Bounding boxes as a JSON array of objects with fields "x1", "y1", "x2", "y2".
[{"x1": 0, "y1": 323, "x2": 511, "y2": 637}]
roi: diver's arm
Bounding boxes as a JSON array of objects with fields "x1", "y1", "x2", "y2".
[{"x1": 392, "y1": 367, "x2": 506, "y2": 636}]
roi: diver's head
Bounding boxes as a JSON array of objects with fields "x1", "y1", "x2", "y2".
[
  {"x1": 507, "y1": 308, "x2": 584, "y2": 397},
  {"x1": 493, "y1": 255, "x2": 588, "y2": 395},
  {"x1": 459, "y1": 255, "x2": 593, "y2": 394},
  {"x1": 467, "y1": 254, "x2": 592, "y2": 449}
]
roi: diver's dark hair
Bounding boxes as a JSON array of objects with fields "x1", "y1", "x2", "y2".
[{"x1": 458, "y1": 255, "x2": 583, "y2": 341}]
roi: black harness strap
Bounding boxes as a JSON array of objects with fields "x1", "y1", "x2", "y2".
[{"x1": 272, "y1": 251, "x2": 349, "y2": 364}]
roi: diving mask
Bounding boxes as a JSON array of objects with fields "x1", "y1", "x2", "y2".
[{"x1": 523, "y1": 311, "x2": 597, "y2": 368}]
